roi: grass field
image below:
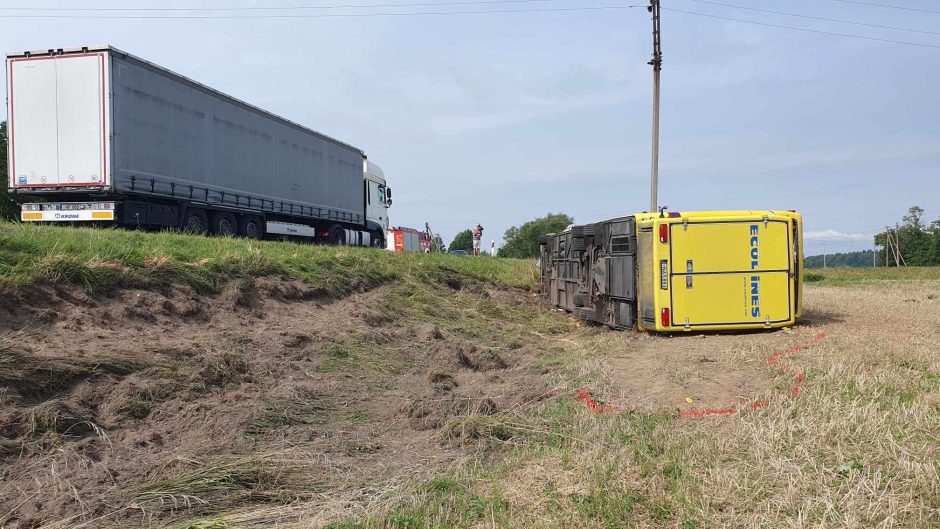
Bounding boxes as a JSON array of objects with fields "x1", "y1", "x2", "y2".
[
  {"x1": 1, "y1": 223, "x2": 938, "y2": 529},
  {"x1": 805, "y1": 266, "x2": 940, "y2": 284}
]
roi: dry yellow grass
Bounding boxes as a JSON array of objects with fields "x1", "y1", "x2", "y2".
[
  {"x1": 486, "y1": 281, "x2": 940, "y2": 529},
  {"x1": 343, "y1": 280, "x2": 940, "y2": 529}
]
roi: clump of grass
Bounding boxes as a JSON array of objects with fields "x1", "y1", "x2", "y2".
[
  {"x1": 172, "y1": 520, "x2": 231, "y2": 529},
  {"x1": 0, "y1": 347, "x2": 147, "y2": 402},
  {"x1": 23, "y1": 400, "x2": 96, "y2": 437},
  {"x1": 114, "y1": 379, "x2": 181, "y2": 420},
  {"x1": 128, "y1": 452, "x2": 328, "y2": 517},
  {"x1": 245, "y1": 388, "x2": 333, "y2": 437},
  {"x1": 326, "y1": 471, "x2": 513, "y2": 529},
  {"x1": 197, "y1": 350, "x2": 258, "y2": 389},
  {"x1": 315, "y1": 339, "x2": 407, "y2": 374}
]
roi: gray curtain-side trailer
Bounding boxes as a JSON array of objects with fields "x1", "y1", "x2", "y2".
[{"x1": 6, "y1": 46, "x2": 391, "y2": 245}]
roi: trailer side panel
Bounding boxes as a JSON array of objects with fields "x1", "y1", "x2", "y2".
[{"x1": 109, "y1": 52, "x2": 364, "y2": 222}]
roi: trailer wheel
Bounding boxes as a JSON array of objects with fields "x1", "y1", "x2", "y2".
[
  {"x1": 239, "y1": 216, "x2": 263, "y2": 239},
  {"x1": 329, "y1": 225, "x2": 346, "y2": 245},
  {"x1": 211, "y1": 212, "x2": 237, "y2": 236},
  {"x1": 182, "y1": 208, "x2": 209, "y2": 234}
]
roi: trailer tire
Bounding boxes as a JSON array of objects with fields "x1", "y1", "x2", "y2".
[
  {"x1": 239, "y1": 216, "x2": 263, "y2": 239},
  {"x1": 329, "y1": 225, "x2": 346, "y2": 245},
  {"x1": 182, "y1": 208, "x2": 209, "y2": 234},
  {"x1": 210, "y1": 212, "x2": 237, "y2": 236}
]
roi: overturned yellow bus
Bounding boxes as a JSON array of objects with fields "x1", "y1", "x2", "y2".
[{"x1": 538, "y1": 210, "x2": 803, "y2": 332}]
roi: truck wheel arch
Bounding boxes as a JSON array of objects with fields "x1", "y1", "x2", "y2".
[{"x1": 329, "y1": 225, "x2": 346, "y2": 245}]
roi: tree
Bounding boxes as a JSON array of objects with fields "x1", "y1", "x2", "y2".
[
  {"x1": 448, "y1": 229, "x2": 473, "y2": 253},
  {"x1": 903, "y1": 206, "x2": 925, "y2": 230},
  {"x1": 498, "y1": 213, "x2": 573, "y2": 259},
  {"x1": 873, "y1": 206, "x2": 940, "y2": 266},
  {"x1": 0, "y1": 121, "x2": 16, "y2": 220}
]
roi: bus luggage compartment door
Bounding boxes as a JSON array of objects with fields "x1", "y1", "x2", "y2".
[{"x1": 667, "y1": 218, "x2": 793, "y2": 329}]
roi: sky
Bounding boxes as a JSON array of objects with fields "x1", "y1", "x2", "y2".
[{"x1": 2, "y1": 0, "x2": 938, "y2": 256}]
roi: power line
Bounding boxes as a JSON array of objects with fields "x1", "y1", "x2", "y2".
[
  {"x1": 664, "y1": 7, "x2": 940, "y2": 50},
  {"x1": 829, "y1": 0, "x2": 940, "y2": 15},
  {"x1": 0, "y1": 4, "x2": 634, "y2": 19},
  {"x1": 686, "y1": 0, "x2": 940, "y2": 36},
  {"x1": 0, "y1": 0, "x2": 558, "y2": 12}
]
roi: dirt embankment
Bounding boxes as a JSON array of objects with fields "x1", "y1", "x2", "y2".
[{"x1": 0, "y1": 276, "x2": 562, "y2": 528}]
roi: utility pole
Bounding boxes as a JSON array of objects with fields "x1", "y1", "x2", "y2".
[
  {"x1": 648, "y1": 0, "x2": 662, "y2": 212},
  {"x1": 895, "y1": 227, "x2": 907, "y2": 266},
  {"x1": 823, "y1": 241, "x2": 827, "y2": 269},
  {"x1": 885, "y1": 227, "x2": 890, "y2": 267}
]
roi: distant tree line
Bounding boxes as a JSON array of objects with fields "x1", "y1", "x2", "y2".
[{"x1": 805, "y1": 250, "x2": 876, "y2": 269}]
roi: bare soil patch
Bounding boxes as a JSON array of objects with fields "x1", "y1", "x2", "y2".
[{"x1": 600, "y1": 330, "x2": 790, "y2": 412}]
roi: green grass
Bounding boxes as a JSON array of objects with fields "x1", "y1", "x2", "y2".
[
  {"x1": 804, "y1": 266, "x2": 940, "y2": 284},
  {"x1": 0, "y1": 222, "x2": 537, "y2": 294}
]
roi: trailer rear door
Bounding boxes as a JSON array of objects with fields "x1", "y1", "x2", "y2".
[
  {"x1": 668, "y1": 218, "x2": 793, "y2": 328},
  {"x1": 8, "y1": 52, "x2": 108, "y2": 188}
]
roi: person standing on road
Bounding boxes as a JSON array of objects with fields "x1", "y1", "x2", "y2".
[{"x1": 472, "y1": 224, "x2": 484, "y2": 256}]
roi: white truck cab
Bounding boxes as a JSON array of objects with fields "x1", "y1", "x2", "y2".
[{"x1": 364, "y1": 160, "x2": 391, "y2": 235}]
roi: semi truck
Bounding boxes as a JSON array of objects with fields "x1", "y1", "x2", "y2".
[
  {"x1": 539, "y1": 210, "x2": 804, "y2": 332},
  {"x1": 6, "y1": 46, "x2": 391, "y2": 246}
]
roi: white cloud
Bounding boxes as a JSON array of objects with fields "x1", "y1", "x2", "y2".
[{"x1": 804, "y1": 230, "x2": 869, "y2": 240}]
